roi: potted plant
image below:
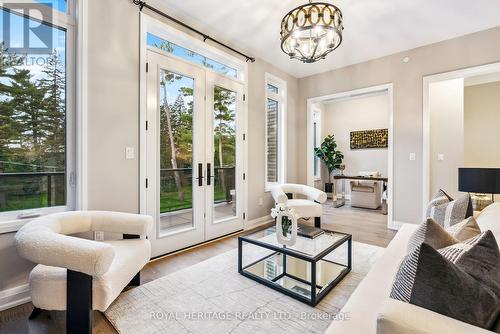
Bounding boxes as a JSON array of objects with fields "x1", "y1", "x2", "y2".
[{"x1": 314, "y1": 134, "x2": 344, "y2": 193}]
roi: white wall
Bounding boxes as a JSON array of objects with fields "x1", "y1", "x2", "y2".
[
  {"x1": 429, "y1": 78, "x2": 464, "y2": 199},
  {"x1": 464, "y1": 81, "x2": 500, "y2": 201},
  {"x1": 321, "y1": 93, "x2": 389, "y2": 195},
  {"x1": 464, "y1": 81, "x2": 500, "y2": 167}
]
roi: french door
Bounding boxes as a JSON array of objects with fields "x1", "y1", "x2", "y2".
[{"x1": 146, "y1": 50, "x2": 245, "y2": 257}]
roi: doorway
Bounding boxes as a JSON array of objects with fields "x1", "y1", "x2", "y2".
[
  {"x1": 145, "y1": 50, "x2": 245, "y2": 257},
  {"x1": 306, "y1": 84, "x2": 395, "y2": 229}
]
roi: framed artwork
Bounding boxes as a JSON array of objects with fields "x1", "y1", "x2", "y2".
[{"x1": 350, "y1": 128, "x2": 388, "y2": 149}]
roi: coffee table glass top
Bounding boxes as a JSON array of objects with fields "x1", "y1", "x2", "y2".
[{"x1": 240, "y1": 226, "x2": 349, "y2": 259}]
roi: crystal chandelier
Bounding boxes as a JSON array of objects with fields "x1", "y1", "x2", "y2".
[{"x1": 280, "y1": 0, "x2": 344, "y2": 63}]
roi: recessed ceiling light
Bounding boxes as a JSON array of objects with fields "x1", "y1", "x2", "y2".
[{"x1": 402, "y1": 56, "x2": 410, "y2": 63}]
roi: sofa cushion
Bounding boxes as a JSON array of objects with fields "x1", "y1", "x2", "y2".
[
  {"x1": 407, "y1": 218, "x2": 458, "y2": 253},
  {"x1": 390, "y1": 243, "x2": 500, "y2": 329},
  {"x1": 426, "y1": 189, "x2": 473, "y2": 228},
  {"x1": 439, "y1": 231, "x2": 500, "y2": 296},
  {"x1": 476, "y1": 203, "x2": 500, "y2": 241},
  {"x1": 446, "y1": 216, "x2": 481, "y2": 241}
]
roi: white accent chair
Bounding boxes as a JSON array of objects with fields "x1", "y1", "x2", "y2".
[
  {"x1": 271, "y1": 183, "x2": 327, "y2": 227},
  {"x1": 15, "y1": 211, "x2": 153, "y2": 334}
]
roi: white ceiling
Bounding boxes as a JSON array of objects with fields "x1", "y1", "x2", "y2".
[{"x1": 150, "y1": 0, "x2": 500, "y2": 78}]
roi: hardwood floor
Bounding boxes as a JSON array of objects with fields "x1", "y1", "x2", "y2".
[{"x1": 0, "y1": 204, "x2": 396, "y2": 334}]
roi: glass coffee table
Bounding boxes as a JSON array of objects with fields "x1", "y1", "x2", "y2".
[{"x1": 238, "y1": 226, "x2": 352, "y2": 306}]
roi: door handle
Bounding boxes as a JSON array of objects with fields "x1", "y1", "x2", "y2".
[
  {"x1": 207, "y1": 163, "x2": 212, "y2": 186},
  {"x1": 197, "y1": 163, "x2": 204, "y2": 186}
]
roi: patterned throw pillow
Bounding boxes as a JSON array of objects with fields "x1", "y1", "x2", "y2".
[
  {"x1": 407, "y1": 218, "x2": 458, "y2": 253},
  {"x1": 439, "y1": 231, "x2": 500, "y2": 295},
  {"x1": 390, "y1": 243, "x2": 500, "y2": 329},
  {"x1": 445, "y1": 216, "x2": 481, "y2": 241},
  {"x1": 426, "y1": 189, "x2": 473, "y2": 228}
]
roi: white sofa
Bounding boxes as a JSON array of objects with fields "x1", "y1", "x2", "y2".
[{"x1": 325, "y1": 203, "x2": 500, "y2": 334}]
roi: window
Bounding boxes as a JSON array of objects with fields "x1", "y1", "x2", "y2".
[
  {"x1": 265, "y1": 73, "x2": 286, "y2": 191},
  {"x1": 147, "y1": 33, "x2": 238, "y2": 79},
  {"x1": 0, "y1": 1, "x2": 76, "y2": 221},
  {"x1": 313, "y1": 109, "x2": 321, "y2": 179}
]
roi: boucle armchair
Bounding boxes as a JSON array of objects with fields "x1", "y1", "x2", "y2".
[
  {"x1": 271, "y1": 183, "x2": 327, "y2": 228},
  {"x1": 15, "y1": 211, "x2": 153, "y2": 334}
]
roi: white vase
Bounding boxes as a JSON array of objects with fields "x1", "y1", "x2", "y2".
[{"x1": 275, "y1": 210, "x2": 298, "y2": 246}]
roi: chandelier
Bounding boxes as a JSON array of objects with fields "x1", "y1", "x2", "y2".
[{"x1": 280, "y1": 0, "x2": 344, "y2": 63}]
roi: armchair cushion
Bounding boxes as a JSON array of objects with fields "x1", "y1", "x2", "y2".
[
  {"x1": 29, "y1": 239, "x2": 151, "y2": 311},
  {"x1": 15, "y1": 211, "x2": 153, "y2": 277},
  {"x1": 271, "y1": 183, "x2": 327, "y2": 204}
]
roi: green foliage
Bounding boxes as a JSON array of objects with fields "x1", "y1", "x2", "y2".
[
  {"x1": 314, "y1": 134, "x2": 344, "y2": 183},
  {"x1": 0, "y1": 44, "x2": 65, "y2": 173}
]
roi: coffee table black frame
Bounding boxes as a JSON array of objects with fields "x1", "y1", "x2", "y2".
[{"x1": 238, "y1": 227, "x2": 352, "y2": 306}]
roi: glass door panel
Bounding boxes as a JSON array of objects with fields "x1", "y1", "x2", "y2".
[
  {"x1": 213, "y1": 86, "x2": 237, "y2": 222},
  {"x1": 146, "y1": 51, "x2": 206, "y2": 257},
  {"x1": 159, "y1": 70, "x2": 194, "y2": 235}
]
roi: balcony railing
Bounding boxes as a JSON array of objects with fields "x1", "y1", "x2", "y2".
[
  {"x1": 0, "y1": 172, "x2": 66, "y2": 212},
  {"x1": 160, "y1": 166, "x2": 235, "y2": 213}
]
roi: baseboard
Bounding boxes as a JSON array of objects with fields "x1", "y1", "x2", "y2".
[
  {"x1": 245, "y1": 215, "x2": 273, "y2": 230},
  {"x1": 0, "y1": 284, "x2": 30, "y2": 311},
  {"x1": 389, "y1": 221, "x2": 414, "y2": 230}
]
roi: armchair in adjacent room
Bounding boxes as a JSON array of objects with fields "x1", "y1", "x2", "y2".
[{"x1": 350, "y1": 181, "x2": 382, "y2": 209}]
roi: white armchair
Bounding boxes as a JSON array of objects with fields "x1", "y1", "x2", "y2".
[
  {"x1": 15, "y1": 211, "x2": 153, "y2": 334},
  {"x1": 271, "y1": 183, "x2": 327, "y2": 227}
]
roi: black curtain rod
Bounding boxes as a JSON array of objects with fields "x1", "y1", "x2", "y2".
[{"x1": 132, "y1": 0, "x2": 256, "y2": 63}]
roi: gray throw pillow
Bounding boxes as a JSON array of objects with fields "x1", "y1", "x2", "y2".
[
  {"x1": 407, "y1": 218, "x2": 458, "y2": 253},
  {"x1": 445, "y1": 216, "x2": 481, "y2": 241},
  {"x1": 439, "y1": 230, "x2": 500, "y2": 296},
  {"x1": 426, "y1": 189, "x2": 473, "y2": 228},
  {"x1": 390, "y1": 243, "x2": 500, "y2": 329}
]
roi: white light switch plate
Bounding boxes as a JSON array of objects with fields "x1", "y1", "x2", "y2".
[
  {"x1": 126, "y1": 147, "x2": 135, "y2": 159},
  {"x1": 409, "y1": 153, "x2": 416, "y2": 161},
  {"x1": 438, "y1": 154, "x2": 445, "y2": 161}
]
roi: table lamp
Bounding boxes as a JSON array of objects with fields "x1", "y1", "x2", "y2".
[{"x1": 458, "y1": 168, "x2": 500, "y2": 209}]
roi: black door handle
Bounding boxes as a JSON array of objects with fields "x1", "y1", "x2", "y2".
[
  {"x1": 207, "y1": 163, "x2": 212, "y2": 186},
  {"x1": 198, "y1": 163, "x2": 204, "y2": 186}
]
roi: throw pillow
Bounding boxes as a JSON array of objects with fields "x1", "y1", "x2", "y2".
[
  {"x1": 407, "y1": 218, "x2": 458, "y2": 253},
  {"x1": 439, "y1": 230, "x2": 500, "y2": 295},
  {"x1": 445, "y1": 216, "x2": 481, "y2": 241},
  {"x1": 426, "y1": 189, "x2": 473, "y2": 228},
  {"x1": 390, "y1": 243, "x2": 500, "y2": 329}
]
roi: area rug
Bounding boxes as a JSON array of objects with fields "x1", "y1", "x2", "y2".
[{"x1": 104, "y1": 241, "x2": 383, "y2": 334}]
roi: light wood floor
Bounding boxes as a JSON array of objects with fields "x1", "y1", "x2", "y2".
[{"x1": 0, "y1": 204, "x2": 396, "y2": 334}]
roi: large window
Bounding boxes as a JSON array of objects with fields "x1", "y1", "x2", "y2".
[
  {"x1": 0, "y1": 1, "x2": 75, "y2": 221},
  {"x1": 265, "y1": 73, "x2": 286, "y2": 191}
]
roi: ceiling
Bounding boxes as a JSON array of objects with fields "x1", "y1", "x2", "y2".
[{"x1": 150, "y1": 0, "x2": 500, "y2": 78}]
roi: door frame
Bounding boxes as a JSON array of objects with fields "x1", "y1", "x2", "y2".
[
  {"x1": 422, "y1": 61, "x2": 500, "y2": 220},
  {"x1": 306, "y1": 83, "x2": 395, "y2": 229},
  {"x1": 139, "y1": 13, "x2": 248, "y2": 256}
]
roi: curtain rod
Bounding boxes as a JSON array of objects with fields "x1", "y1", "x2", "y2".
[{"x1": 133, "y1": 0, "x2": 256, "y2": 63}]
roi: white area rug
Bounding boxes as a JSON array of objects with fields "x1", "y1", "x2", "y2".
[{"x1": 104, "y1": 241, "x2": 383, "y2": 334}]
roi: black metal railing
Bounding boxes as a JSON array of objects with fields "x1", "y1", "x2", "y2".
[
  {"x1": 0, "y1": 172, "x2": 66, "y2": 212},
  {"x1": 159, "y1": 166, "x2": 235, "y2": 213}
]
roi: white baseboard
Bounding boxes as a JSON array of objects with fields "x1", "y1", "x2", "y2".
[
  {"x1": 245, "y1": 215, "x2": 273, "y2": 230},
  {"x1": 389, "y1": 221, "x2": 415, "y2": 230},
  {"x1": 0, "y1": 284, "x2": 30, "y2": 311}
]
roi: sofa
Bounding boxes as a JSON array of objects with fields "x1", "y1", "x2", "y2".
[{"x1": 325, "y1": 202, "x2": 500, "y2": 334}]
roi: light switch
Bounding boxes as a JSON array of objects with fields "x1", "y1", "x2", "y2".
[
  {"x1": 438, "y1": 154, "x2": 445, "y2": 161},
  {"x1": 126, "y1": 147, "x2": 135, "y2": 160},
  {"x1": 409, "y1": 153, "x2": 416, "y2": 161}
]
